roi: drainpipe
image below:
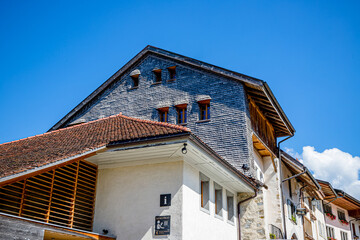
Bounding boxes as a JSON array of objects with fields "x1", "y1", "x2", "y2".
[
  {"x1": 237, "y1": 190, "x2": 258, "y2": 240},
  {"x1": 278, "y1": 135, "x2": 294, "y2": 239}
]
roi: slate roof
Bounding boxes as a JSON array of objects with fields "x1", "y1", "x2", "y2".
[
  {"x1": 49, "y1": 45, "x2": 295, "y2": 136},
  {"x1": 0, "y1": 114, "x2": 190, "y2": 179}
]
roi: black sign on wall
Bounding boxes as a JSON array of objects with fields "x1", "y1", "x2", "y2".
[
  {"x1": 160, "y1": 194, "x2": 171, "y2": 207},
  {"x1": 155, "y1": 215, "x2": 170, "y2": 235}
]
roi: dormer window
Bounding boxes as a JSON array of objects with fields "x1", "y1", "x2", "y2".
[
  {"x1": 153, "y1": 68, "x2": 162, "y2": 83},
  {"x1": 158, "y1": 107, "x2": 169, "y2": 122},
  {"x1": 168, "y1": 66, "x2": 176, "y2": 80},
  {"x1": 198, "y1": 100, "x2": 210, "y2": 120},
  {"x1": 175, "y1": 104, "x2": 187, "y2": 124},
  {"x1": 130, "y1": 69, "x2": 140, "y2": 88}
]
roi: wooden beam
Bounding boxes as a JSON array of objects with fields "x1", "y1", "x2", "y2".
[
  {"x1": 69, "y1": 161, "x2": 80, "y2": 228},
  {"x1": 18, "y1": 179, "x2": 27, "y2": 217},
  {"x1": 45, "y1": 169, "x2": 56, "y2": 223}
]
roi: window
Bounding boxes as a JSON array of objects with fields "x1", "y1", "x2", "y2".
[
  {"x1": 131, "y1": 74, "x2": 139, "y2": 88},
  {"x1": 176, "y1": 104, "x2": 187, "y2": 124},
  {"x1": 168, "y1": 66, "x2": 176, "y2": 80},
  {"x1": 340, "y1": 231, "x2": 348, "y2": 240},
  {"x1": 287, "y1": 199, "x2": 296, "y2": 223},
  {"x1": 153, "y1": 68, "x2": 162, "y2": 83},
  {"x1": 227, "y1": 191, "x2": 234, "y2": 222},
  {"x1": 198, "y1": 100, "x2": 210, "y2": 120},
  {"x1": 200, "y1": 173, "x2": 210, "y2": 210},
  {"x1": 338, "y1": 209, "x2": 346, "y2": 221},
  {"x1": 288, "y1": 178, "x2": 292, "y2": 199},
  {"x1": 326, "y1": 226, "x2": 335, "y2": 238},
  {"x1": 323, "y1": 203, "x2": 332, "y2": 214},
  {"x1": 158, "y1": 107, "x2": 169, "y2": 122},
  {"x1": 214, "y1": 182, "x2": 223, "y2": 216},
  {"x1": 318, "y1": 221, "x2": 326, "y2": 238}
]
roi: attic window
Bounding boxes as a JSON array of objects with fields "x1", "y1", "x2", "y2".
[
  {"x1": 130, "y1": 69, "x2": 140, "y2": 88},
  {"x1": 153, "y1": 68, "x2": 162, "y2": 83},
  {"x1": 158, "y1": 107, "x2": 169, "y2": 122},
  {"x1": 198, "y1": 100, "x2": 210, "y2": 121},
  {"x1": 131, "y1": 75, "x2": 139, "y2": 88},
  {"x1": 175, "y1": 104, "x2": 187, "y2": 124},
  {"x1": 167, "y1": 66, "x2": 176, "y2": 81}
]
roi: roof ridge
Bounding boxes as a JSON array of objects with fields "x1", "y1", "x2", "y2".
[
  {"x1": 0, "y1": 114, "x2": 123, "y2": 147},
  {"x1": 120, "y1": 114, "x2": 190, "y2": 132}
]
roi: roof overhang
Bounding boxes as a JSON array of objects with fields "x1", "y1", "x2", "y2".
[
  {"x1": 281, "y1": 152, "x2": 323, "y2": 199},
  {"x1": 48, "y1": 45, "x2": 295, "y2": 137},
  {"x1": 0, "y1": 132, "x2": 257, "y2": 193},
  {"x1": 318, "y1": 179, "x2": 360, "y2": 217},
  {"x1": 87, "y1": 134, "x2": 256, "y2": 193}
]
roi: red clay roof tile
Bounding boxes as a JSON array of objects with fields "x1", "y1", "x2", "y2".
[{"x1": 0, "y1": 114, "x2": 190, "y2": 179}]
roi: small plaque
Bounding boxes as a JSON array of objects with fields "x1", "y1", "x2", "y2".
[
  {"x1": 155, "y1": 215, "x2": 170, "y2": 235},
  {"x1": 160, "y1": 194, "x2": 171, "y2": 207}
]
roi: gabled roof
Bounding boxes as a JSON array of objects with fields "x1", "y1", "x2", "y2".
[
  {"x1": 317, "y1": 179, "x2": 360, "y2": 217},
  {"x1": 48, "y1": 45, "x2": 295, "y2": 137},
  {"x1": 0, "y1": 113, "x2": 189, "y2": 179},
  {"x1": 0, "y1": 114, "x2": 259, "y2": 190},
  {"x1": 280, "y1": 150, "x2": 323, "y2": 198}
]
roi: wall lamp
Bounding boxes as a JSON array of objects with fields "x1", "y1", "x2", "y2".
[{"x1": 182, "y1": 143, "x2": 187, "y2": 154}]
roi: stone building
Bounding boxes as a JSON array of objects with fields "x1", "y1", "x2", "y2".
[
  {"x1": 0, "y1": 46, "x2": 298, "y2": 239},
  {"x1": 49, "y1": 46, "x2": 296, "y2": 239}
]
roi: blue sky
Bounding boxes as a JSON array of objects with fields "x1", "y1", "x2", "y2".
[{"x1": 1, "y1": 1, "x2": 359, "y2": 159}]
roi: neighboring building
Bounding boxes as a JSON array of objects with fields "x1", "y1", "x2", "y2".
[
  {"x1": 280, "y1": 151, "x2": 325, "y2": 240},
  {"x1": 0, "y1": 114, "x2": 258, "y2": 240},
  {"x1": 318, "y1": 180, "x2": 360, "y2": 240},
  {"x1": 350, "y1": 218, "x2": 360, "y2": 240}
]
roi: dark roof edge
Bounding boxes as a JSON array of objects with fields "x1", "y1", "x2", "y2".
[
  {"x1": 316, "y1": 179, "x2": 338, "y2": 196},
  {"x1": 334, "y1": 189, "x2": 360, "y2": 207},
  {"x1": 109, "y1": 131, "x2": 258, "y2": 190},
  {"x1": 281, "y1": 150, "x2": 321, "y2": 190},
  {"x1": 48, "y1": 45, "x2": 152, "y2": 131},
  {"x1": 49, "y1": 45, "x2": 294, "y2": 133},
  {"x1": 263, "y1": 83, "x2": 295, "y2": 134},
  {"x1": 188, "y1": 134, "x2": 258, "y2": 190}
]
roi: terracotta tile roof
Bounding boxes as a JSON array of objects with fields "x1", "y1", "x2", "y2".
[{"x1": 0, "y1": 114, "x2": 190, "y2": 179}]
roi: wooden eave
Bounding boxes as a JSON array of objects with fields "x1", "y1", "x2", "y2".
[
  {"x1": 245, "y1": 84, "x2": 294, "y2": 137},
  {"x1": 281, "y1": 154, "x2": 323, "y2": 199},
  {"x1": 319, "y1": 181, "x2": 360, "y2": 216},
  {"x1": 252, "y1": 134, "x2": 278, "y2": 173}
]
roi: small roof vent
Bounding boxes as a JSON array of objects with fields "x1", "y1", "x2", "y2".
[
  {"x1": 130, "y1": 69, "x2": 141, "y2": 77},
  {"x1": 68, "y1": 118, "x2": 86, "y2": 126}
]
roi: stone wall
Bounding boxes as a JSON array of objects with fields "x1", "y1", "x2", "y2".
[
  {"x1": 0, "y1": 214, "x2": 97, "y2": 240},
  {"x1": 64, "y1": 54, "x2": 255, "y2": 175},
  {"x1": 238, "y1": 191, "x2": 266, "y2": 240}
]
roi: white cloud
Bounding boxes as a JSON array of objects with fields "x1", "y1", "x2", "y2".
[{"x1": 286, "y1": 146, "x2": 360, "y2": 199}]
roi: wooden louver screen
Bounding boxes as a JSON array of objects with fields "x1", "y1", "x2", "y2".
[{"x1": 0, "y1": 160, "x2": 97, "y2": 231}]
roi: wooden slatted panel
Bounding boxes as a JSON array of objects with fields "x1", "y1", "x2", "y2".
[
  {"x1": 0, "y1": 180, "x2": 24, "y2": 215},
  {"x1": 73, "y1": 161, "x2": 97, "y2": 231},
  {"x1": 0, "y1": 160, "x2": 97, "y2": 231},
  {"x1": 248, "y1": 97, "x2": 277, "y2": 153}
]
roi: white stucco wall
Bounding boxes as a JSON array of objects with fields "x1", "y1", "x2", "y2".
[
  {"x1": 281, "y1": 163, "x2": 304, "y2": 240},
  {"x1": 93, "y1": 161, "x2": 184, "y2": 240},
  {"x1": 182, "y1": 161, "x2": 238, "y2": 240}
]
